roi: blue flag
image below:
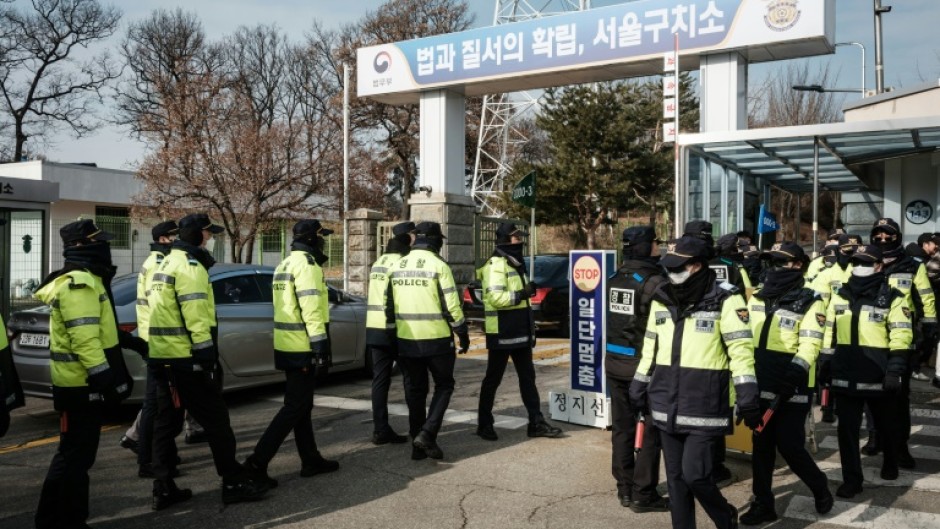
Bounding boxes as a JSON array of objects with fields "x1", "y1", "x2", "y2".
[{"x1": 758, "y1": 204, "x2": 779, "y2": 234}]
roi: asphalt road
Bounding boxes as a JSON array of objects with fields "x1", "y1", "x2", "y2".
[{"x1": 3, "y1": 334, "x2": 940, "y2": 529}]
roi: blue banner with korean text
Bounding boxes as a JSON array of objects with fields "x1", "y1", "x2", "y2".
[{"x1": 569, "y1": 251, "x2": 614, "y2": 394}]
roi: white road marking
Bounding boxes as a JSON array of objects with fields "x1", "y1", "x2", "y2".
[
  {"x1": 819, "y1": 437, "x2": 940, "y2": 461},
  {"x1": 784, "y1": 495, "x2": 940, "y2": 529},
  {"x1": 816, "y1": 461, "x2": 940, "y2": 492},
  {"x1": 294, "y1": 395, "x2": 531, "y2": 430}
]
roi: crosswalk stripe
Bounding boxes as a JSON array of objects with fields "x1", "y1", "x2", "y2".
[
  {"x1": 288, "y1": 395, "x2": 531, "y2": 430},
  {"x1": 816, "y1": 461, "x2": 940, "y2": 492},
  {"x1": 784, "y1": 495, "x2": 940, "y2": 528},
  {"x1": 819, "y1": 437, "x2": 940, "y2": 461},
  {"x1": 911, "y1": 408, "x2": 940, "y2": 419}
]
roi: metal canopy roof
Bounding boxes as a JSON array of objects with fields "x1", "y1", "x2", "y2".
[{"x1": 679, "y1": 117, "x2": 940, "y2": 194}]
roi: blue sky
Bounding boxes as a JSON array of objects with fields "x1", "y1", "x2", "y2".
[{"x1": 24, "y1": 0, "x2": 940, "y2": 169}]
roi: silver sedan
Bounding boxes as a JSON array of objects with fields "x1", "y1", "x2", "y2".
[{"x1": 10, "y1": 264, "x2": 371, "y2": 404}]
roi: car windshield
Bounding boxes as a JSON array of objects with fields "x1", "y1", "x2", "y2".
[
  {"x1": 523, "y1": 256, "x2": 568, "y2": 288},
  {"x1": 111, "y1": 274, "x2": 139, "y2": 307}
]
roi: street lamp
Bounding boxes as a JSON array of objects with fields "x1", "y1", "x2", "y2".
[
  {"x1": 792, "y1": 84, "x2": 864, "y2": 94},
  {"x1": 874, "y1": 1, "x2": 892, "y2": 94},
  {"x1": 836, "y1": 41, "x2": 866, "y2": 96}
]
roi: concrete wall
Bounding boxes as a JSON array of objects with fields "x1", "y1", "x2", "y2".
[{"x1": 844, "y1": 83, "x2": 940, "y2": 122}]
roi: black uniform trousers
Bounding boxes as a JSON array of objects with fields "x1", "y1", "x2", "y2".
[
  {"x1": 136, "y1": 368, "x2": 159, "y2": 466},
  {"x1": 660, "y1": 431, "x2": 735, "y2": 529},
  {"x1": 400, "y1": 353, "x2": 455, "y2": 439},
  {"x1": 835, "y1": 391, "x2": 898, "y2": 488},
  {"x1": 371, "y1": 345, "x2": 409, "y2": 435},
  {"x1": 751, "y1": 405, "x2": 828, "y2": 510},
  {"x1": 253, "y1": 367, "x2": 319, "y2": 466},
  {"x1": 893, "y1": 367, "x2": 913, "y2": 448},
  {"x1": 607, "y1": 375, "x2": 662, "y2": 502},
  {"x1": 478, "y1": 346, "x2": 543, "y2": 427},
  {"x1": 151, "y1": 365, "x2": 241, "y2": 482},
  {"x1": 35, "y1": 405, "x2": 103, "y2": 529}
]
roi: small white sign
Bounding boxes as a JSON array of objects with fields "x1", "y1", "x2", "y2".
[
  {"x1": 549, "y1": 389, "x2": 610, "y2": 428},
  {"x1": 663, "y1": 97, "x2": 676, "y2": 119},
  {"x1": 663, "y1": 75, "x2": 677, "y2": 97},
  {"x1": 663, "y1": 53, "x2": 676, "y2": 72},
  {"x1": 663, "y1": 122, "x2": 677, "y2": 143}
]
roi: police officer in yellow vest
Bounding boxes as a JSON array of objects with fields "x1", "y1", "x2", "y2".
[
  {"x1": 805, "y1": 228, "x2": 844, "y2": 284},
  {"x1": 475, "y1": 222, "x2": 562, "y2": 442},
  {"x1": 870, "y1": 217, "x2": 935, "y2": 470},
  {"x1": 630, "y1": 235, "x2": 761, "y2": 529},
  {"x1": 367, "y1": 221, "x2": 415, "y2": 445},
  {"x1": 121, "y1": 220, "x2": 182, "y2": 477},
  {"x1": 819, "y1": 244, "x2": 913, "y2": 499},
  {"x1": 739, "y1": 242, "x2": 833, "y2": 525},
  {"x1": 148, "y1": 213, "x2": 269, "y2": 510},
  {"x1": 388, "y1": 221, "x2": 469, "y2": 460},
  {"x1": 811, "y1": 233, "x2": 861, "y2": 303},
  {"x1": 34, "y1": 219, "x2": 133, "y2": 529},
  {"x1": 243, "y1": 219, "x2": 340, "y2": 487}
]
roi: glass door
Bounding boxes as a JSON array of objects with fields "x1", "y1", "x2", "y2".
[{"x1": 7, "y1": 210, "x2": 44, "y2": 317}]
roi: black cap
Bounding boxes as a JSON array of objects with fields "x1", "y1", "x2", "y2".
[
  {"x1": 822, "y1": 242, "x2": 839, "y2": 257},
  {"x1": 660, "y1": 236, "x2": 710, "y2": 268},
  {"x1": 292, "y1": 219, "x2": 333, "y2": 239},
  {"x1": 495, "y1": 221, "x2": 528, "y2": 239},
  {"x1": 852, "y1": 244, "x2": 883, "y2": 263},
  {"x1": 60, "y1": 219, "x2": 113, "y2": 245},
  {"x1": 622, "y1": 226, "x2": 660, "y2": 246},
  {"x1": 918, "y1": 233, "x2": 936, "y2": 246},
  {"x1": 716, "y1": 233, "x2": 740, "y2": 254},
  {"x1": 415, "y1": 221, "x2": 446, "y2": 239},
  {"x1": 151, "y1": 220, "x2": 179, "y2": 241},
  {"x1": 871, "y1": 217, "x2": 901, "y2": 238},
  {"x1": 179, "y1": 213, "x2": 224, "y2": 234},
  {"x1": 392, "y1": 221, "x2": 416, "y2": 237},
  {"x1": 761, "y1": 241, "x2": 806, "y2": 262},
  {"x1": 683, "y1": 220, "x2": 713, "y2": 240},
  {"x1": 838, "y1": 234, "x2": 863, "y2": 252},
  {"x1": 827, "y1": 227, "x2": 846, "y2": 240},
  {"x1": 742, "y1": 245, "x2": 760, "y2": 258}
]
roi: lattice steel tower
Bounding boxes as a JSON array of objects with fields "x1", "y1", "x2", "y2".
[{"x1": 471, "y1": 1, "x2": 592, "y2": 216}]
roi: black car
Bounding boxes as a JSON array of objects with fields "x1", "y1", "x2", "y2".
[{"x1": 462, "y1": 254, "x2": 570, "y2": 337}]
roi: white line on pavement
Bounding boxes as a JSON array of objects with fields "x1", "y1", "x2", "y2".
[
  {"x1": 819, "y1": 437, "x2": 940, "y2": 462},
  {"x1": 294, "y1": 395, "x2": 532, "y2": 430},
  {"x1": 816, "y1": 461, "x2": 940, "y2": 492},
  {"x1": 912, "y1": 408, "x2": 940, "y2": 419},
  {"x1": 783, "y1": 495, "x2": 940, "y2": 529}
]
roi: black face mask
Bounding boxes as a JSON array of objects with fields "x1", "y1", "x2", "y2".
[
  {"x1": 172, "y1": 239, "x2": 216, "y2": 270},
  {"x1": 495, "y1": 242, "x2": 525, "y2": 268}
]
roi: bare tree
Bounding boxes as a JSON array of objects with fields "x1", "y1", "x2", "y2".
[
  {"x1": 749, "y1": 62, "x2": 844, "y2": 127},
  {"x1": 119, "y1": 11, "x2": 341, "y2": 262},
  {"x1": 0, "y1": 0, "x2": 121, "y2": 161}
]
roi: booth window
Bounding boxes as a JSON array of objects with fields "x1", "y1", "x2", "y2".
[
  {"x1": 261, "y1": 229, "x2": 281, "y2": 253},
  {"x1": 95, "y1": 206, "x2": 130, "y2": 249}
]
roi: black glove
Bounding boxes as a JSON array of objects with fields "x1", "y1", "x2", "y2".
[
  {"x1": 192, "y1": 343, "x2": 219, "y2": 373},
  {"x1": 628, "y1": 378, "x2": 649, "y2": 413},
  {"x1": 311, "y1": 340, "x2": 332, "y2": 368},
  {"x1": 883, "y1": 373, "x2": 903, "y2": 392},
  {"x1": 457, "y1": 331, "x2": 470, "y2": 354},
  {"x1": 923, "y1": 322, "x2": 938, "y2": 343},
  {"x1": 119, "y1": 331, "x2": 148, "y2": 359},
  {"x1": 87, "y1": 367, "x2": 124, "y2": 405},
  {"x1": 523, "y1": 282, "x2": 538, "y2": 299},
  {"x1": 738, "y1": 406, "x2": 763, "y2": 430},
  {"x1": 777, "y1": 362, "x2": 808, "y2": 401},
  {"x1": 817, "y1": 358, "x2": 832, "y2": 385}
]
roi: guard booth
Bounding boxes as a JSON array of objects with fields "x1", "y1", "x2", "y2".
[
  {"x1": 676, "y1": 116, "x2": 940, "y2": 252},
  {"x1": 0, "y1": 177, "x2": 59, "y2": 319}
]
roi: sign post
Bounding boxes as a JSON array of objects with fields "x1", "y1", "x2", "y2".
[
  {"x1": 512, "y1": 171, "x2": 537, "y2": 282},
  {"x1": 757, "y1": 204, "x2": 779, "y2": 248},
  {"x1": 549, "y1": 250, "x2": 616, "y2": 428}
]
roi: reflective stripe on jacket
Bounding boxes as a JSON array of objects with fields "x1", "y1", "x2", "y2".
[
  {"x1": 388, "y1": 248, "x2": 465, "y2": 357},
  {"x1": 749, "y1": 287, "x2": 825, "y2": 408},
  {"x1": 824, "y1": 282, "x2": 913, "y2": 395},
  {"x1": 633, "y1": 282, "x2": 758, "y2": 435},
  {"x1": 273, "y1": 251, "x2": 329, "y2": 369},
  {"x1": 34, "y1": 270, "x2": 118, "y2": 409},
  {"x1": 810, "y1": 263, "x2": 852, "y2": 302},
  {"x1": 366, "y1": 252, "x2": 402, "y2": 347},
  {"x1": 885, "y1": 258, "x2": 937, "y2": 324},
  {"x1": 478, "y1": 255, "x2": 532, "y2": 350},
  {"x1": 147, "y1": 249, "x2": 215, "y2": 366},
  {"x1": 136, "y1": 250, "x2": 165, "y2": 341}
]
